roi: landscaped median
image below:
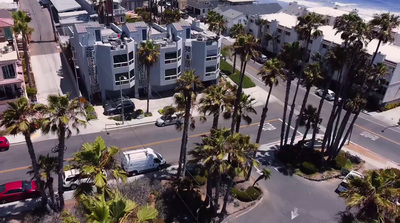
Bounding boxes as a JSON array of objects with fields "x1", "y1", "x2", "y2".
[{"x1": 220, "y1": 60, "x2": 256, "y2": 88}]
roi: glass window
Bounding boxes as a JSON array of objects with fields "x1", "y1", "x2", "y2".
[
  {"x1": 165, "y1": 52, "x2": 177, "y2": 59},
  {"x1": 165, "y1": 68, "x2": 176, "y2": 77},
  {"x1": 129, "y1": 51, "x2": 134, "y2": 60},
  {"x1": 129, "y1": 69, "x2": 135, "y2": 80},
  {"x1": 278, "y1": 29, "x2": 282, "y2": 33},
  {"x1": 276, "y1": 39, "x2": 281, "y2": 44},
  {"x1": 206, "y1": 66, "x2": 216, "y2": 72},
  {"x1": 178, "y1": 49, "x2": 181, "y2": 57},
  {"x1": 95, "y1": 30, "x2": 101, "y2": 41},
  {"x1": 178, "y1": 66, "x2": 181, "y2": 73},
  {"x1": 285, "y1": 31, "x2": 290, "y2": 36},
  {"x1": 186, "y1": 28, "x2": 190, "y2": 38},
  {"x1": 142, "y1": 29, "x2": 147, "y2": 40},
  {"x1": 0, "y1": 184, "x2": 5, "y2": 193},
  {"x1": 21, "y1": 181, "x2": 32, "y2": 190},
  {"x1": 2, "y1": 64, "x2": 15, "y2": 79},
  {"x1": 113, "y1": 54, "x2": 127, "y2": 63},
  {"x1": 5, "y1": 189, "x2": 24, "y2": 194},
  {"x1": 115, "y1": 72, "x2": 129, "y2": 85}
]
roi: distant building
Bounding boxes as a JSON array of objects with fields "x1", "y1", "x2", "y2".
[
  {"x1": 186, "y1": 0, "x2": 219, "y2": 18},
  {"x1": 120, "y1": 0, "x2": 146, "y2": 11}
]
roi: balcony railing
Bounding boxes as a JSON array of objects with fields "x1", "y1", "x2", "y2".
[
  {"x1": 206, "y1": 55, "x2": 218, "y2": 61},
  {"x1": 113, "y1": 8, "x2": 126, "y2": 16},
  {"x1": 205, "y1": 69, "x2": 219, "y2": 77},
  {"x1": 114, "y1": 61, "x2": 128, "y2": 68},
  {"x1": 165, "y1": 72, "x2": 182, "y2": 80},
  {"x1": 165, "y1": 56, "x2": 181, "y2": 64}
]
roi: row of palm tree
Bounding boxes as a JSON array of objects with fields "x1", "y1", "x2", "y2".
[{"x1": 0, "y1": 94, "x2": 86, "y2": 211}]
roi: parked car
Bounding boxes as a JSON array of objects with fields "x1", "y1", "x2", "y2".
[
  {"x1": 0, "y1": 137, "x2": 10, "y2": 151},
  {"x1": 103, "y1": 96, "x2": 130, "y2": 108},
  {"x1": 155, "y1": 114, "x2": 182, "y2": 127},
  {"x1": 121, "y1": 148, "x2": 166, "y2": 176},
  {"x1": 0, "y1": 181, "x2": 40, "y2": 204},
  {"x1": 63, "y1": 169, "x2": 107, "y2": 190},
  {"x1": 255, "y1": 54, "x2": 268, "y2": 64},
  {"x1": 103, "y1": 100, "x2": 135, "y2": 116},
  {"x1": 336, "y1": 170, "x2": 364, "y2": 193},
  {"x1": 315, "y1": 89, "x2": 341, "y2": 101}
]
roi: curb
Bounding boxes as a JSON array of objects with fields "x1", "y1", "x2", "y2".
[
  {"x1": 347, "y1": 142, "x2": 400, "y2": 167},
  {"x1": 103, "y1": 120, "x2": 156, "y2": 132},
  {"x1": 222, "y1": 193, "x2": 265, "y2": 223}
]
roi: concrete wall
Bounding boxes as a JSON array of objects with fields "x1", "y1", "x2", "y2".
[{"x1": 383, "y1": 63, "x2": 400, "y2": 103}]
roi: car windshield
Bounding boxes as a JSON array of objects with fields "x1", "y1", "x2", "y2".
[
  {"x1": 21, "y1": 181, "x2": 32, "y2": 190},
  {"x1": 261, "y1": 55, "x2": 267, "y2": 59},
  {"x1": 0, "y1": 184, "x2": 5, "y2": 193},
  {"x1": 155, "y1": 152, "x2": 163, "y2": 160}
]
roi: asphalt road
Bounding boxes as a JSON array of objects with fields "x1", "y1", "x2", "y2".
[{"x1": 221, "y1": 39, "x2": 400, "y2": 164}]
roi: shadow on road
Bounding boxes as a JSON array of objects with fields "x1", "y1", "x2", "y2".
[{"x1": 256, "y1": 147, "x2": 296, "y2": 176}]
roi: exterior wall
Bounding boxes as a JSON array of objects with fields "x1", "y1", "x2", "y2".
[
  {"x1": 226, "y1": 15, "x2": 247, "y2": 33},
  {"x1": 120, "y1": 0, "x2": 145, "y2": 10},
  {"x1": 382, "y1": 63, "x2": 400, "y2": 103},
  {"x1": 247, "y1": 16, "x2": 260, "y2": 38},
  {"x1": 0, "y1": 27, "x2": 12, "y2": 42},
  {"x1": 190, "y1": 37, "x2": 221, "y2": 82}
]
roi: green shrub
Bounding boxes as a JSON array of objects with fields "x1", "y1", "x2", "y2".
[
  {"x1": 333, "y1": 151, "x2": 348, "y2": 170},
  {"x1": 26, "y1": 87, "x2": 37, "y2": 97},
  {"x1": 193, "y1": 175, "x2": 207, "y2": 186},
  {"x1": 231, "y1": 186, "x2": 262, "y2": 202},
  {"x1": 144, "y1": 112, "x2": 152, "y2": 117},
  {"x1": 300, "y1": 162, "x2": 317, "y2": 174},
  {"x1": 85, "y1": 105, "x2": 97, "y2": 120},
  {"x1": 380, "y1": 101, "x2": 400, "y2": 111}
]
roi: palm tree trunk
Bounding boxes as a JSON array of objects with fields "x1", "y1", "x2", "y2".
[
  {"x1": 47, "y1": 177, "x2": 56, "y2": 208},
  {"x1": 230, "y1": 59, "x2": 247, "y2": 134},
  {"x1": 146, "y1": 67, "x2": 151, "y2": 114},
  {"x1": 177, "y1": 92, "x2": 191, "y2": 179},
  {"x1": 22, "y1": 36, "x2": 32, "y2": 87},
  {"x1": 284, "y1": 77, "x2": 300, "y2": 145},
  {"x1": 221, "y1": 177, "x2": 234, "y2": 215},
  {"x1": 337, "y1": 112, "x2": 359, "y2": 155},
  {"x1": 213, "y1": 172, "x2": 221, "y2": 215},
  {"x1": 235, "y1": 113, "x2": 241, "y2": 133},
  {"x1": 246, "y1": 86, "x2": 273, "y2": 181},
  {"x1": 57, "y1": 126, "x2": 66, "y2": 210},
  {"x1": 303, "y1": 121, "x2": 311, "y2": 141},
  {"x1": 280, "y1": 71, "x2": 292, "y2": 147},
  {"x1": 212, "y1": 109, "x2": 220, "y2": 129},
  {"x1": 205, "y1": 173, "x2": 213, "y2": 207},
  {"x1": 328, "y1": 110, "x2": 351, "y2": 161},
  {"x1": 24, "y1": 133, "x2": 48, "y2": 209},
  {"x1": 291, "y1": 87, "x2": 310, "y2": 145},
  {"x1": 370, "y1": 39, "x2": 382, "y2": 66},
  {"x1": 232, "y1": 53, "x2": 237, "y2": 75}
]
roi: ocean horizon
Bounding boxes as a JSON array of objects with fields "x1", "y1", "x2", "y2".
[{"x1": 259, "y1": 0, "x2": 400, "y2": 18}]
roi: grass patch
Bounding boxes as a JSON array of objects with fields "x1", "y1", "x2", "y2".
[
  {"x1": 220, "y1": 60, "x2": 255, "y2": 88},
  {"x1": 231, "y1": 186, "x2": 262, "y2": 202}
]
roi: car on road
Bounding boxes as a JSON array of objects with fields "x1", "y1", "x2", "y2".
[
  {"x1": 0, "y1": 136, "x2": 10, "y2": 151},
  {"x1": 0, "y1": 181, "x2": 40, "y2": 204},
  {"x1": 63, "y1": 169, "x2": 106, "y2": 190},
  {"x1": 336, "y1": 170, "x2": 364, "y2": 193},
  {"x1": 121, "y1": 148, "x2": 166, "y2": 176},
  {"x1": 103, "y1": 99, "x2": 135, "y2": 116},
  {"x1": 155, "y1": 114, "x2": 182, "y2": 127},
  {"x1": 315, "y1": 89, "x2": 341, "y2": 101},
  {"x1": 255, "y1": 54, "x2": 268, "y2": 64},
  {"x1": 103, "y1": 96, "x2": 130, "y2": 108}
]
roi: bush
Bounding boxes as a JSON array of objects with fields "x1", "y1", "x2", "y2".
[
  {"x1": 344, "y1": 151, "x2": 362, "y2": 164},
  {"x1": 380, "y1": 101, "x2": 400, "y2": 111},
  {"x1": 300, "y1": 162, "x2": 317, "y2": 174},
  {"x1": 193, "y1": 175, "x2": 207, "y2": 186},
  {"x1": 26, "y1": 87, "x2": 37, "y2": 97},
  {"x1": 144, "y1": 112, "x2": 152, "y2": 117},
  {"x1": 333, "y1": 152, "x2": 348, "y2": 170},
  {"x1": 85, "y1": 105, "x2": 97, "y2": 120},
  {"x1": 231, "y1": 186, "x2": 262, "y2": 202}
]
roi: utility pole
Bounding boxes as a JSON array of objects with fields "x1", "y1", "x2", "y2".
[{"x1": 119, "y1": 76, "x2": 127, "y2": 124}]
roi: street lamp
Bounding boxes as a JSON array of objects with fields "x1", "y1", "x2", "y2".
[
  {"x1": 382, "y1": 124, "x2": 400, "y2": 132},
  {"x1": 119, "y1": 75, "x2": 128, "y2": 124}
]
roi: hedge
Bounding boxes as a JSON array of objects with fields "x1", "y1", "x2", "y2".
[
  {"x1": 300, "y1": 162, "x2": 317, "y2": 174},
  {"x1": 231, "y1": 186, "x2": 262, "y2": 202}
]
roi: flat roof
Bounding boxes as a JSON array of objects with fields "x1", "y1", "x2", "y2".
[
  {"x1": 50, "y1": 0, "x2": 81, "y2": 13},
  {"x1": 307, "y1": 7, "x2": 347, "y2": 18},
  {"x1": 0, "y1": 42, "x2": 17, "y2": 62},
  {"x1": 318, "y1": 25, "x2": 343, "y2": 45},
  {"x1": 226, "y1": 0, "x2": 254, "y2": 2},
  {"x1": 261, "y1": 12, "x2": 298, "y2": 28}
]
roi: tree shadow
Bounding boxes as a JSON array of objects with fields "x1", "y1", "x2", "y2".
[
  {"x1": 256, "y1": 146, "x2": 296, "y2": 176},
  {"x1": 336, "y1": 210, "x2": 357, "y2": 223}
]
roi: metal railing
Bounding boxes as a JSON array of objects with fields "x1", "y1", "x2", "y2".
[
  {"x1": 165, "y1": 56, "x2": 181, "y2": 64},
  {"x1": 114, "y1": 61, "x2": 128, "y2": 68},
  {"x1": 205, "y1": 69, "x2": 219, "y2": 77},
  {"x1": 206, "y1": 55, "x2": 218, "y2": 61}
]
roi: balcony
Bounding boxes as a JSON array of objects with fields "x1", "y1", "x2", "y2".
[
  {"x1": 165, "y1": 72, "x2": 182, "y2": 80},
  {"x1": 114, "y1": 61, "x2": 128, "y2": 68},
  {"x1": 113, "y1": 6, "x2": 126, "y2": 16},
  {"x1": 206, "y1": 54, "x2": 219, "y2": 61},
  {"x1": 205, "y1": 69, "x2": 219, "y2": 77},
  {"x1": 165, "y1": 56, "x2": 181, "y2": 64}
]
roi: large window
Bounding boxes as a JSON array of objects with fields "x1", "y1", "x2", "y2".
[
  {"x1": 95, "y1": 30, "x2": 101, "y2": 41},
  {"x1": 142, "y1": 29, "x2": 147, "y2": 40},
  {"x1": 114, "y1": 54, "x2": 128, "y2": 68},
  {"x1": 115, "y1": 72, "x2": 129, "y2": 85},
  {"x1": 165, "y1": 68, "x2": 179, "y2": 80},
  {"x1": 129, "y1": 51, "x2": 134, "y2": 64},
  {"x1": 2, "y1": 64, "x2": 15, "y2": 79},
  {"x1": 186, "y1": 28, "x2": 190, "y2": 38},
  {"x1": 129, "y1": 69, "x2": 135, "y2": 82},
  {"x1": 206, "y1": 66, "x2": 216, "y2": 73},
  {"x1": 165, "y1": 51, "x2": 179, "y2": 64}
]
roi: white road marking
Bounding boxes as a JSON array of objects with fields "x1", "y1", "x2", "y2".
[
  {"x1": 258, "y1": 122, "x2": 276, "y2": 131},
  {"x1": 278, "y1": 118, "x2": 303, "y2": 136},
  {"x1": 360, "y1": 131, "x2": 380, "y2": 141},
  {"x1": 291, "y1": 207, "x2": 299, "y2": 220}
]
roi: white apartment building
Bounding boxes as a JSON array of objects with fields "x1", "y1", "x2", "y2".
[{"x1": 69, "y1": 20, "x2": 221, "y2": 102}]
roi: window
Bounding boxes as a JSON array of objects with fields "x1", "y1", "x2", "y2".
[
  {"x1": 322, "y1": 44, "x2": 328, "y2": 49},
  {"x1": 21, "y1": 181, "x2": 32, "y2": 190},
  {"x1": 203, "y1": 9, "x2": 205, "y2": 13},
  {"x1": 186, "y1": 29, "x2": 190, "y2": 39},
  {"x1": 0, "y1": 184, "x2": 5, "y2": 193},
  {"x1": 238, "y1": 19, "x2": 241, "y2": 23},
  {"x1": 309, "y1": 40, "x2": 313, "y2": 44},
  {"x1": 178, "y1": 65, "x2": 181, "y2": 74},
  {"x1": 250, "y1": 19, "x2": 254, "y2": 23},
  {"x1": 285, "y1": 31, "x2": 290, "y2": 36},
  {"x1": 114, "y1": 54, "x2": 127, "y2": 63},
  {"x1": 95, "y1": 30, "x2": 101, "y2": 41},
  {"x1": 5, "y1": 189, "x2": 24, "y2": 195},
  {"x1": 129, "y1": 69, "x2": 135, "y2": 81},
  {"x1": 128, "y1": 51, "x2": 134, "y2": 64},
  {"x1": 278, "y1": 29, "x2": 282, "y2": 33},
  {"x1": 2, "y1": 64, "x2": 15, "y2": 79},
  {"x1": 249, "y1": 29, "x2": 253, "y2": 33},
  {"x1": 142, "y1": 29, "x2": 147, "y2": 40},
  {"x1": 178, "y1": 49, "x2": 181, "y2": 58},
  {"x1": 266, "y1": 25, "x2": 270, "y2": 29},
  {"x1": 206, "y1": 66, "x2": 216, "y2": 73},
  {"x1": 165, "y1": 52, "x2": 177, "y2": 59},
  {"x1": 276, "y1": 39, "x2": 281, "y2": 44},
  {"x1": 115, "y1": 72, "x2": 129, "y2": 85},
  {"x1": 165, "y1": 68, "x2": 176, "y2": 77}
]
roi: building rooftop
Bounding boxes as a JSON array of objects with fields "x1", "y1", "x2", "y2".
[
  {"x1": 58, "y1": 10, "x2": 90, "y2": 25},
  {"x1": 318, "y1": 25, "x2": 343, "y2": 45},
  {"x1": 307, "y1": 7, "x2": 347, "y2": 18},
  {"x1": 75, "y1": 22, "x2": 101, "y2": 34},
  {"x1": 213, "y1": 3, "x2": 282, "y2": 16},
  {"x1": 225, "y1": 0, "x2": 254, "y2": 3},
  {"x1": 50, "y1": 0, "x2": 81, "y2": 13},
  {"x1": 0, "y1": 41, "x2": 17, "y2": 62},
  {"x1": 0, "y1": 9, "x2": 12, "y2": 19},
  {"x1": 124, "y1": 21, "x2": 147, "y2": 32},
  {"x1": 171, "y1": 21, "x2": 191, "y2": 31},
  {"x1": 219, "y1": 8, "x2": 243, "y2": 19},
  {"x1": 187, "y1": 0, "x2": 219, "y2": 9},
  {"x1": 261, "y1": 12, "x2": 298, "y2": 28},
  {"x1": 366, "y1": 39, "x2": 400, "y2": 64}
]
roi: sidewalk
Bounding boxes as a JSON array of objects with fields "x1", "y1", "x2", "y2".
[{"x1": 368, "y1": 106, "x2": 400, "y2": 126}]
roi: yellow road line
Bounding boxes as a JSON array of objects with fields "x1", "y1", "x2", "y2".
[
  {"x1": 354, "y1": 124, "x2": 400, "y2": 146},
  {"x1": 0, "y1": 119, "x2": 280, "y2": 174}
]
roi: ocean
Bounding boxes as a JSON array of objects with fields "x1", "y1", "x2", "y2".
[{"x1": 259, "y1": 0, "x2": 400, "y2": 18}]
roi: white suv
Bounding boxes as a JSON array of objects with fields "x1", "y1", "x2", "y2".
[
  {"x1": 337, "y1": 170, "x2": 364, "y2": 193},
  {"x1": 63, "y1": 169, "x2": 95, "y2": 190}
]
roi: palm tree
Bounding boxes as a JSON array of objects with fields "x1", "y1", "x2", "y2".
[
  {"x1": 66, "y1": 137, "x2": 127, "y2": 196},
  {"x1": 341, "y1": 168, "x2": 400, "y2": 222},
  {"x1": 230, "y1": 34, "x2": 259, "y2": 134},
  {"x1": 205, "y1": 11, "x2": 226, "y2": 36},
  {"x1": 234, "y1": 93, "x2": 257, "y2": 133},
  {"x1": 175, "y1": 70, "x2": 202, "y2": 179},
  {"x1": 12, "y1": 11, "x2": 34, "y2": 87},
  {"x1": 298, "y1": 105, "x2": 321, "y2": 141},
  {"x1": 27, "y1": 154, "x2": 58, "y2": 207},
  {"x1": 368, "y1": 13, "x2": 400, "y2": 66},
  {"x1": 161, "y1": 9, "x2": 181, "y2": 25},
  {"x1": 198, "y1": 78, "x2": 234, "y2": 129},
  {"x1": 137, "y1": 40, "x2": 160, "y2": 114},
  {"x1": 41, "y1": 94, "x2": 87, "y2": 211},
  {"x1": 277, "y1": 42, "x2": 302, "y2": 147},
  {"x1": 263, "y1": 33, "x2": 280, "y2": 54},
  {"x1": 334, "y1": 12, "x2": 366, "y2": 47},
  {"x1": 230, "y1": 23, "x2": 246, "y2": 38},
  {"x1": 256, "y1": 18, "x2": 267, "y2": 39},
  {"x1": 252, "y1": 168, "x2": 271, "y2": 187},
  {"x1": 0, "y1": 98, "x2": 48, "y2": 209},
  {"x1": 290, "y1": 63, "x2": 323, "y2": 145}
]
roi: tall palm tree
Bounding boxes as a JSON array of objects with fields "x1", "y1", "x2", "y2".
[
  {"x1": 334, "y1": 12, "x2": 366, "y2": 47},
  {"x1": 12, "y1": 11, "x2": 34, "y2": 87},
  {"x1": 41, "y1": 94, "x2": 87, "y2": 211},
  {"x1": 137, "y1": 40, "x2": 160, "y2": 114},
  {"x1": 277, "y1": 42, "x2": 302, "y2": 147},
  {"x1": 341, "y1": 168, "x2": 400, "y2": 222},
  {"x1": 290, "y1": 63, "x2": 323, "y2": 145},
  {"x1": 263, "y1": 33, "x2": 280, "y2": 54},
  {"x1": 368, "y1": 13, "x2": 400, "y2": 66},
  {"x1": 198, "y1": 78, "x2": 234, "y2": 129},
  {"x1": 230, "y1": 34, "x2": 259, "y2": 134},
  {"x1": 0, "y1": 98, "x2": 48, "y2": 209},
  {"x1": 161, "y1": 9, "x2": 181, "y2": 25},
  {"x1": 230, "y1": 23, "x2": 246, "y2": 38},
  {"x1": 66, "y1": 137, "x2": 127, "y2": 196},
  {"x1": 256, "y1": 18, "x2": 267, "y2": 40},
  {"x1": 234, "y1": 93, "x2": 257, "y2": 133},
  {"x1": 298, "y1": 104, "x2": 321, "y2": 141},
  {"x1": 205, "y1": 11, "x2": 226, "y2": 36},
  {"x1": 175, "y1": 70, "x2": 202, "y2": 179},
  {"x1": 27, "y1": 154, "x2": 58, "y2": 206}
]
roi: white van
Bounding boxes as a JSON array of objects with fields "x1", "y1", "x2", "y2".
[
  {"x1": 63, "y1": 169, "x2": 93, "y2": 190},
  {"x1": 121, "y1": 148, "x2": 166, "y2": 175},
  {"x1": 337, "y1": 170, "x2": 364, "y2": 193}
]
